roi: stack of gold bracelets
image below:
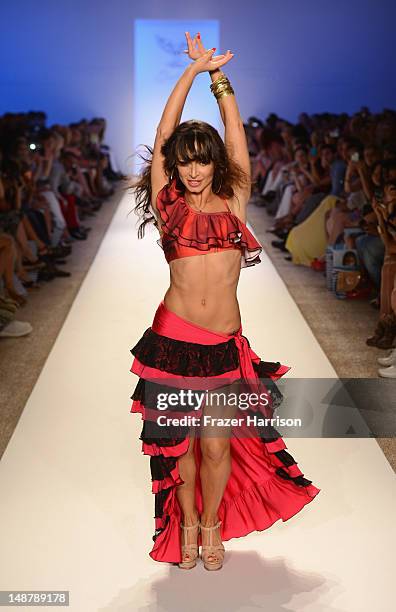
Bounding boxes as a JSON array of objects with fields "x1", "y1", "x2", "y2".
[{"x1": 210, "y1": 74, "x2": 235, "y2": 100}]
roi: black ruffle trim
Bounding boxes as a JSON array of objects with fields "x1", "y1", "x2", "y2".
[
  {"x1": 150, "y1": 455, "x2": 177, "y2": 481},
  {"x1": 131, "y1": 328, "x2": 299, "y2": 538},
  {"x1": 131, "y1": 328, "x2": 288, "y2": 392},
  {"x1": 149, "y1": 431, "x2": 314, "y2": 530},
  {"x1": 252, "y1": 361, "x2": 285, "y2": 409},
  {"x1": 275, "y1": 467, "x2": 313, "y2": 488},
  {"x1": 155, "y1": 178, "x2": 263, "y2": 269},
  {"x1": 131, "y1": 327, "x2": 240, "y2": 376},
  {"x1": 131, "y1": 378, "x2": 200, "y2": 412},
  {"x1": 154, "y1": 490, "x2": 171, "y2": 521},
  {"x1": 140, "y1": 403, "x2": 314, "y2": 529},
  {"x1": 139, "y1": 420, "x2": 188, "y2": 448}
]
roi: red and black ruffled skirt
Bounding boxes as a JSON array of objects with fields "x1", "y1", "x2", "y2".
[{"x1": 129, "y1": 300, "x2": 320, "y2": 563}]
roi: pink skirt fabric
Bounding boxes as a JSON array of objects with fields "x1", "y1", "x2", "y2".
[{"x1": 129, "y1": 301, "x2": 321, "y2": 563}]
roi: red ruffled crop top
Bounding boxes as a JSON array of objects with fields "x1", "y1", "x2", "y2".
[{"x1": 155, "y1": 178, "x2": 262, "y2": 268}]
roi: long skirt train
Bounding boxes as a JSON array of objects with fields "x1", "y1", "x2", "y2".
[{"x1": 129, "y1": 300, "x2": 320, "y2": 563}]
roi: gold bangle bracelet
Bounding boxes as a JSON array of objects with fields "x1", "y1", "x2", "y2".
[
  {"x1": 210, "y1": 74, "x2": 229, "y2": 85},
  {"x1": 210, "y1": 75, "x2": 232, "y2": 92},
  {"x1": 212, "y1": 85, "x2": 233, "y2": 94},
  {"x1": 210, "y1": 78, "x2": 234, "y2": 100},
  {"x1": 214, "y1": 89, "x2": 234, "y2": 100}
]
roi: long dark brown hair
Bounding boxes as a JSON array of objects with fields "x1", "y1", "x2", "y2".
[{"x1": 129, "y1": 119, "x2": 252, "y2": 238}]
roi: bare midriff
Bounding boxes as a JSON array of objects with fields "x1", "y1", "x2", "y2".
[{"x1": 163, "y1": 249, "x2": 242, "y2": 334}]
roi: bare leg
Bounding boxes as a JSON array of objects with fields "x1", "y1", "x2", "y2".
[
  {"x1": 380, "y1": 256, "x2": 396, "y2": 316},
  {"x1": 176, "y1": 429, "x2": 199, "y2": 525},
  {"x1": 326, "y1": 208, "x2": 349, "y2": 245},
  {"x1": 200, "y1": 437, "x2": 231, "y2": 526},
  {"x1": 199, "y1": 385, "x2": 237, "y2": 557},
  {"x1": 176, "y1": 429, "x2": 199, "y2": 562},
  {"x1": 16, "y1": 221, "x2": 36, "y2": 261}
]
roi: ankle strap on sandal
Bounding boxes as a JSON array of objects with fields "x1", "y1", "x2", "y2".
[
  {"x1": 199, "y1": 520, "x2": 223, "y2": 551},
  {"x1": 180, "y1": 521, "x2": 200, "y2": 530},
  {"x1": 199, "y1": 520, "x2": 222, "y2": 530}
]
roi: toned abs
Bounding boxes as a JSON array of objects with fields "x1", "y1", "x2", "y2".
[{"x1": 163, "y1": 249, "x2": 242, "y2": 334}]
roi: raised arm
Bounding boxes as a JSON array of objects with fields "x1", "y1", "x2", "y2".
[
  {"x1": 189, "y1": 33, "x2": 250, "y2": 214},
  {"x1": 151, "y1": 65, "x2": 196, "y2": 210},
  {"x1": 210, "y1": 71, "x2": 251, "y2": 215},
  {"x1": 151, "y1": 41, "x2": 233, "y2": 213}
]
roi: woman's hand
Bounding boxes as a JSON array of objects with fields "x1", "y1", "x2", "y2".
[
  {"x1": 184, "y1": 31, "x2": 206, "y2": 59},
  {"x1": 190, "y1": 48, "x2": 234, "y2": 74},
  {"x1": 184, "y1": 32, "x2": 234, "y2": 74}
]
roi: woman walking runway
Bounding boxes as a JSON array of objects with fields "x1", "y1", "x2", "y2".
[{"x1": 129, "y1": 32, "x2": 320, "y2": 571}]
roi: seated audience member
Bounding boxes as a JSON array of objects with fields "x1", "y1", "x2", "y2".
[
  {"x1": 293, "y1": 143, "x2": 335, "y2": 223},
  {"x1": 282, "y1": 192, "x2": 340, "y2": 263},
  {"x1": 366, "y1": 180, "x2": 396, "y2": 351},
  {"x1": 271, "y1": 145, "x2": 335, "y2": 253},
  {"x1": 341, "y1": 161, "x2": 387, "y2": 306},
  {"x1": 0, "y1": 111, "x2": 122, "y2": 338},
  {"x1": 269, "y1": 120, "x2": 395, "y2": 302},
  {"x1": 272, "y1": 146, "x2": 313, "y2": 226},
  {"x1": 270, "y1": 144, "x2": 335, "y2": 237},
  {"x1": 269, "y1": 136, "x2": 354, "y2": 247},
  {"x1": 325, "y1": 145, "x2": 382, "y2": 246},
  {"x1": 257, "y1": 132, "x2": 291, "y2": 210}
]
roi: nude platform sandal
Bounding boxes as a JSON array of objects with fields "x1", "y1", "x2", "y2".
[
  {"x1": 179, "y1": 520, "x2": 200, "y2": 569},
  {"x1": 199, "y1": 520, "x2": 225, "y2": 571}
]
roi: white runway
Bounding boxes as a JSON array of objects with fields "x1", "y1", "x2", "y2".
[{"x1": 0, "y1": 190, "x2": 394, "y2": 612}]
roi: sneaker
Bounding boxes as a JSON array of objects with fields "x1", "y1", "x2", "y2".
[
  {"x1": 377, "y1": 348, "x2": 396, "y2": 366},
  {"x1": 0, "y1": 320, "x2": 33, "y2": 337},
  {"x1": 378, "y1": 364, "x2": 396, "y2": 378}
]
